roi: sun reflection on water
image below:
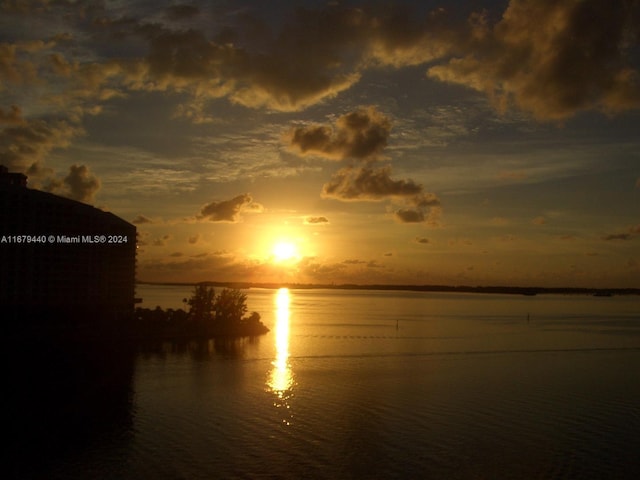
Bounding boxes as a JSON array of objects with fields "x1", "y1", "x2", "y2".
[{"x1": 267, "y1": 288, "x2": 295, "y2": 424}]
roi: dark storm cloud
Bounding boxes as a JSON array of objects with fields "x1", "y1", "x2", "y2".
[
  {"x1": 197, "y1": 193, "x2": 263, "y2": 223},
  {"x1": 288, "y1": 107, "x2": 391, "y2": 160},
  {"x1": 428, "y1": 0, "x2": 640, "y2": 120}
]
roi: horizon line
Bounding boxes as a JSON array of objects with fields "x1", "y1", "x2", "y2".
[{"x1": 136, "y1": 280, "x2": 640, "y2": 295}]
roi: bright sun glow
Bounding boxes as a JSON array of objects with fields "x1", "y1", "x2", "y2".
[{"x1": 272, "y1": 241, "x2": 298, "y2": 262}]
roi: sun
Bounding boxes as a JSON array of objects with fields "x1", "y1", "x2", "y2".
[{"x1": 272, "y1": 241, "x2": 298, "y2": 262}]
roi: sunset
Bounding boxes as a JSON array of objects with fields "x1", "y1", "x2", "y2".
[
  {"x1": 2, "y1": 0, "x2": 638, "y2": 288},
  {"x1": 3, "y1": 1, "x2": 640, "y2": 479}
]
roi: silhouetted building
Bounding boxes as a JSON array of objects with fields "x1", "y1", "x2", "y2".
[{"x1": 0, "y1": 166, "x2": 136, "y2": 331}]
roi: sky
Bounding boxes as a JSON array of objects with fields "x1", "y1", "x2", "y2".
[{"x1": 1, "y1": 0, "x2": 639, "y2": 288}]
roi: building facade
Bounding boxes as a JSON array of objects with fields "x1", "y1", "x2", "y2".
[{"x1": 1, "y1": 166, "x2": 136, "y2": 331}]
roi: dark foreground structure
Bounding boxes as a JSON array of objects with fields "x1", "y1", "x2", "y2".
[
  {"x1": 0, "y1": 165, "x2": 136, "y2": 333},
  {"x1": 2, "y1": 166, "x2": 138, "y2": 477}
]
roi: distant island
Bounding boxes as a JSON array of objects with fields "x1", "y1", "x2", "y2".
[
  {"x1": 133, "y1": 284, "x2": 269, "y2": 340},
  {"x1": 138, "y1": 281, "x2": 640, "y2": 297}
]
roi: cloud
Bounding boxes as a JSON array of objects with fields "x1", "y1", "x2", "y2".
[
  {"x1": 321, "y1": 164, "x2": 441, "y2": 224},
  {"x1": 60, "y1": 164, "x2": 101, "y2": 203},
  {"x1": 298, "y1": 257, "x2": 348, "y2": 279},
  {"x1": 322, "y1": 165, "x2": 421, "y2": 201},
  {"x1": 164, "y1": 5, "x2": 200, "y2": 21},
  {"x1": 132, "y1": 214, "x2": 155, "y2": 224},
  {"x1": 5, "y1": 0, "x2": 637, "y2": 127},
  {"x1": 395, "y1": 209, "x2": 425, "y2": 223},
  {"x1": 322, "y1": 165, "x2": 439, "y2": 205},
  {"x1": 37, "y1": 163, "x2": 101, "y2": 204},
  {"x1": 532, "y1": 216, "x2": 546, "y2": 225},
  {"x1": 197, "y1": 193, "x2": 263, "y2": 223},
  {"x1": 427, "y1": 0, "x2": 640, "y2": 120},
  {"x1": 603, "y1": 233, "x2": 633, "y2": 241},
  {"x1": 602, "y1": 224, "x2": 640, "y2": 241},
  {"x1": 416, "y1": 237, "x2": 430, "y2": 244},
  {"x1": 286, "y1": 105, "x2": 443, "y2": 224},
  {"x1": 4, "y1": 0, "x2": 640, "y2": 134},
  {"x1": 399, "y1": 205, "x2": 442, "y2": 226},
  {"x1": 305, "y1": 216, "x2": 329, "y2": 225},
  {"x1": 68, "y1": 4, "x2": 451, "y2": 114},
  {"x1": 0, "y1": 105, "x2": 24, "y2": 124},
  {"x1": 288, "y1": 107, "x2": 391, "y2": 160},
  {"x1": 152, "y1": 234, "x2": 172, "y2": 246},
  {"x1": 188, "y1": 233, "x2": 202, "y2": 244},
  {"x1": 0, "y1": 118, "x2": 83, "y2": 171},
  {"x1": 0, "y1": 40, "x2": 45, "y2": 86},
  {"x1": 120, "y1": 13, "x2": 362, "y2": 112},
  {"x1": 343, "y1": 259, "x2": 367, "y2": 265}
]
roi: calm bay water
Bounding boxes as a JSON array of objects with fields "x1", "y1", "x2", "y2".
[{"x1": 12, "y1": 286, "x2": 640, "y2": 479}]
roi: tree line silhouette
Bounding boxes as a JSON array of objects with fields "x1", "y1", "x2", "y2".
[{"x1": 134, "y1": 284, "x2": 268, "y2": 339}]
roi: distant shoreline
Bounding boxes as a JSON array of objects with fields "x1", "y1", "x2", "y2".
[{"x1": 137, "y1": 281, "x2": 640, "y2": 296}]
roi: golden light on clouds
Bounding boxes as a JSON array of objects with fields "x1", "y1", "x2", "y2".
[{"x1": 3, "y1": 0, "x2": 638, "y2": 288}]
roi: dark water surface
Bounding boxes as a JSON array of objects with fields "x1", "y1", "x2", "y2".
[{"x1": 9, "y1": 287, "x2": 640, "y2": 479}]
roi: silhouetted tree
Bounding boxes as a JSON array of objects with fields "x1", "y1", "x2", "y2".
[
  {"x1": 214, "y1": 288, "x2": 248, "y2": 325},
  {"x1": 187, "y1": 284, "x2": 215, "y2": 323},
  {"x1": 134, "y1": 284, "x2": 267, "y2": 338}
]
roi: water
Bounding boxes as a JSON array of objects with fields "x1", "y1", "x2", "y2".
[{"x1": 9, "y1": 286, "x2": 640, "y2": 479}]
